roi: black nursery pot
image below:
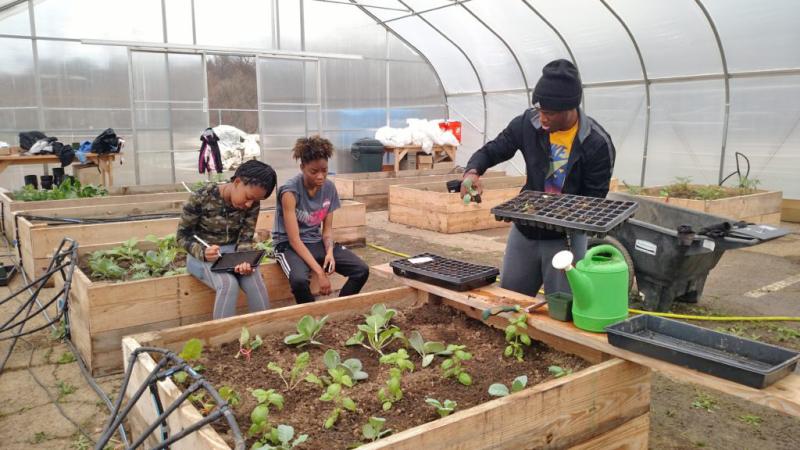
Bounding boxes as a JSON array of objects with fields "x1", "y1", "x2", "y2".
[
  {"x1": 24, "y1": 175, "x2": 39, "y2": 189},
  {"x1": 446, "y1": 179, "x2": 462, "y2": 193},
  {"x1": 40, "y1": 175, "x2": 54, "y2": 190},
  {"x1": 52, "y1": 167, "x2": 65, "y2": 185}
]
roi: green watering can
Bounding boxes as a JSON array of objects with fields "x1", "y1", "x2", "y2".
[{"x1": 552, "y1": 244, "x2": 629, "y2": 332}]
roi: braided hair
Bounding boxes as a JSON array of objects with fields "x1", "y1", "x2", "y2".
[
  {"x1": 232, "y1": 160, "x2": 277, "y2": 198},
  {"x1": 292, "y1": 135, "x2": 334, "y2": 164}
]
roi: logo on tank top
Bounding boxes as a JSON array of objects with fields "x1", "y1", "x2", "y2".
[{"x1": 296, "y1": 199, "x2": 331, "y2": 226}]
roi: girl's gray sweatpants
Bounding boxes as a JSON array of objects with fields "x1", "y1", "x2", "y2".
[
  {"x1": 500, "y1": 224, "x2": 588, "y2": 297},
  {"x1": 186, "y1": 244, "x2": 270, "y2": 319}
]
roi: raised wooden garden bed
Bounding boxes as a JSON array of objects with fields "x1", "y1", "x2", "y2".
[
  {"x1": 389, "y1": 176, "x2": 527, "y2": 233},
  {"x1": 622, "y1": 186, "x2": 782, "y2": 225},
  {"x1": 18, "y1": 200, "x2": 365, "y2": 282},
  {"x1": 335, "y1": 167, "x2": 507, "y2": 211},
  {"x1": 122, "y1": 286, "x2": 651, "y2": 449},
  {"x1": 1, "y1": 183, "x2": 191, "y2": 239},
  {"x1": 57, "y1": 240, "x2": 346, "y2": 376}
]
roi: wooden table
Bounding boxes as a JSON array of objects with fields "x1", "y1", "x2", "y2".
[
  {"x1": 0, "y1": 153, "x2": 117, "y2": 186},
  {"x1": 371, "y1": 263, "x2": 800, "y2": 418},
  {"x1": 384, "y1": 144, "x2": 456, "y2": 172}
]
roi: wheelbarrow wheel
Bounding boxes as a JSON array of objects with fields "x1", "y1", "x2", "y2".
[{"x1": 587, "y1": 236, "x2": 636, "y2": 293}]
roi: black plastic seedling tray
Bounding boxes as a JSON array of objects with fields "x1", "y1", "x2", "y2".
[
  {"x1": 210, "y1": 250, "x2": 265, "y2": 273},
  {"x1": 390, "y1": 253, "x2": 499, "y2": 291},
  {"x1": 491, "y1": 190, "x2": 638, "y2": 235},
  {"x1": 606, "y1": 315, "x2": 800, "y2": 389}
]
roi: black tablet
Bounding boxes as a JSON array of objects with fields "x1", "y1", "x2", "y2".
[{"x1": 210, "y1": 250, "x2": 265, "y2": 272}]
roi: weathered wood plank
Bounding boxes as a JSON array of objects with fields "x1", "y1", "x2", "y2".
[
  {"x1": 782, "y1": 198, "x2": 800, "y2": 223},
  {"x1": 569, "y1": 413, "x2": 649, "y2": 450}
]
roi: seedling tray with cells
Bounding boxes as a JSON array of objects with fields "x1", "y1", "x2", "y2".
[
  {"x1": 491, "y1": 190, "x2": 638, "y2": 235},
  {"x1": 390, "y1": 253, "x2": 499, "y2": 291}
]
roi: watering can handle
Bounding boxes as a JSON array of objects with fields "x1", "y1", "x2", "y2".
[{"x1": 583, "y1": 244, "x2": 624, "y2": 262}]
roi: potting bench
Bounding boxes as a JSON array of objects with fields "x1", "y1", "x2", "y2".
[
  {"x1": 371, "y1": 263, "x2": 800, "y2": 418},
  {"x1": 0, "y1": 153, "x2": 117, "y2": 186}
]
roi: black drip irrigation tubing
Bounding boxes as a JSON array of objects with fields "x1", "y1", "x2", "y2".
[{"x1": 19, "y1": 212, "x2": 181, "y2": 225}]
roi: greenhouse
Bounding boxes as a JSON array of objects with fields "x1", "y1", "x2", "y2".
[{"x1": 0, "y1": 1, "x2": 798, "y2": 449}]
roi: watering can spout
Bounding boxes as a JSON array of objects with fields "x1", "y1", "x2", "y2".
[{"x1": 551, "y1": 250, "x2": 592, "y2": 309}]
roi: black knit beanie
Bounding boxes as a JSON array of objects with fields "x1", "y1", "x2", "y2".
[{"x1": 532, "y1": 59, "x2": 582, "y2": 111}]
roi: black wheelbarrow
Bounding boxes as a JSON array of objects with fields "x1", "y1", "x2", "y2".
[{"x1": 596, "y1": 192, "x2": 789, "y2": 312}]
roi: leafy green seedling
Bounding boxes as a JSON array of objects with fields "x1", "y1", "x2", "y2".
[
  {"x1": 189, "y1": 392, "x2": 216, "y2": 415},
  {"x1": 218, "y1": 386, "x2": 241, "y2": 408},
  {"x1": 248, "y1": 389, "x2": 285, "y2": 438},
  {"x1": 504, "y1": 312, "x2": 532, "y2": 361},
  {"x1": 89, "y1": 256, "x2": 125, "y2": 280},
  {"x1": 320, "y1": 382, "x2": 357, "y2": 429},
  {"x1": 236, "y1": 326, "x2": 263, "y2": 361},
  {"x1": 379, "y1": 348, "x2": 415, "y2": 373},
  {"x1": 691, "y1": 392, "x2": 717, "y2": 412},
  {"x1": 488, "y1": 375, "x2": 528, "y2": 397},
  {"x1": 345, "y1": 303, "x2": 405, "y2": 355},
  {"x1": 306, "y1": 349, "x2": 368, "y2": 389},
  {"x1": 378, "y1": 367, "x2": 403, "y2": 411},
  {"x1": 56, "y1": 380, "x2": 77, "y2": 401},
  {"x1": 548, "y1": 365, "x2": 572, "y2": 378},
  {"x1": 107, "y1": 238, "x2": 143, "y2": 262},
  {"x1": 408, "y1": 330, "x2": 450, "y2": 368},
  {"x1": 461, "y1": 177, "x2": 480, "y2": 205},
  {"x1": 739, "y1": 414, "x2": 763, "y2": 427},
  {"x1": 425, "y1": 398, "x2": 457, "y2": 418},
  {"x1": 362, "y1": 417, "x2": 392, "y2": 443},
  {"x1": 57, "y1": 351, "x2": 76, "y2": 364},
  {"x1": 441, "y1": 345, "x2": 473, "y2": 386},
  {"x1": 268, "y1": 352, "x2": 312, "y2": 391},
  {"x1": 173, "y1": 338, "x2": 204, "y2": 384},
  {"x1": 283, "y1": 315, "x2": 328, "y2": 347},
  {"x1": 252, "y1": 424, "x2": 308, "y2": 450}
]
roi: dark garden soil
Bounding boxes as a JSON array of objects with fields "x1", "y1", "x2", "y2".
[{"x1": 196, "y1": 300, "x2": 588, "y2": 449}]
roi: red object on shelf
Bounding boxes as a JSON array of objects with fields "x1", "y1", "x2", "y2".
[{"x1": 438, "y1": 121, "x2": 462, "y2": 143}]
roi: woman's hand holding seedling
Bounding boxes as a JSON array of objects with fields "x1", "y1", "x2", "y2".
[{"x1": 460, "y1": 171, "x2": 482, "y2": 205}]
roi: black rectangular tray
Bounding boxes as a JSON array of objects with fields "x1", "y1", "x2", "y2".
[
  {"x1": 491, "y1": 190, "x2": 638, "y2": 235},
  {"x1": 0, "y1": 264, "x2": 17, "y2": 286},
  {"x1": 390, "y1": 253, "x2": 499, "y2": 292},
  {"x1": 210, "y1": 250, "x2": 265, "y2": 273},
  {"x1": 606, "y1": 315, "x2": 800, "y2": 389}
]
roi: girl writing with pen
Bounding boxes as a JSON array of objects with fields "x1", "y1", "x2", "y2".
[{"x1": 176, "y1": 160, "x2": 278, "y2": 319}]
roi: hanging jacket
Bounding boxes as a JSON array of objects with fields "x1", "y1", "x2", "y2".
[
  {"x1": 465, "y1": 108, "x2": 616, "y2": 240},
  {"x1": 198, "y1": 128, "x2": 223, "y2": 174}
]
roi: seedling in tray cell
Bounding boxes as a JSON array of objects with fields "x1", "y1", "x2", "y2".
[
  {"x1": 488, "y1": 375, "x2": 528, "y2": 397},
  {"x1": 268, "y1": 352, "x2": 312, "y2": 391},
  {"x1": 283, "y1": 314, "x2": 328, "y2": 348},
  {"x1": 408, "y1": 330, "x2": 451, "y2": 368},
  {"x1": 504, "y1": 311, "x2": 532, "y2": 362},
  {"x1": 236, "y1": 326, "x2": 263, "y2": 361},
  {"x1": 345, "y1": 303, "x2": 406, "y2": 356},
  {"x1": 425, "y1": 398, "x2": 457, "y2": 418},
  {"x1": 441, "y1": 345, "x2": 473, "y2": 386}
]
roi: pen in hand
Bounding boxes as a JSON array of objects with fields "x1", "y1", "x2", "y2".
[{"x1": 193, "y1": 235, "x2": 222, "y2": 259}]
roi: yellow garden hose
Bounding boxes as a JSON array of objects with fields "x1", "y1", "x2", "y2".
[{"x1": 366, "y1": 243, "x2": 800, "y2": 322}]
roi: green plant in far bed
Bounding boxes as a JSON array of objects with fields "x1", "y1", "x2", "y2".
[
  {"x1": 488, "y1": 375, "x2": 528, "y2": 397},
  {"x1": 283, "y1": 315, "x2": 328, "y2": 348},
  {"x1": 13, "y1": 178, "x2": 108, "y2": 202},
  {"x1": 425, "y1": 398, "x2": 457, "y2": 417},
  {"x1": 345, "y1": 303, "x2": 406, "y2": 356},
  {"x1": 441, "y1": 345, "x2": 473, "y2": 386}
]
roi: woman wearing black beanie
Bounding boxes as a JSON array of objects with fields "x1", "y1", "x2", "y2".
[{"x1": 461, "y1": 59, "x2": 616, "y2": 299}]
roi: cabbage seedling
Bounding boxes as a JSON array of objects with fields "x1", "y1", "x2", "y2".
[
  {"x1": 408, "y1": 330, "x2": 450, "y2": 367},
  {"x1": 267, "y1": 352, "x2": 312, "y2": 391},
  {"x1": 488, "y1": 375, "x2": 528, "y2": 397},
  {"x1": 548, "y1": 365, "x2": 572, "y2": 378},
  {"x1": 377, "y1": 367, "x2": 403, "y2": 411},
  {"x1": 320, "y1": 383, "x2": 357, "y2": 429},
  {"x1": 362, "y1": 417, "x2": 392, "y2": 443},
  {"x1": 236, "y1": 327, "x2": 263, "y2": 361},
  {"x1": 441, "y1": 345, "x2": 473, "y2": 386},
  {"x1": 218, "y1": 386, "x2": 241, "y2": 408},
  {"x1": 248, "y1": 389, "x2": 284, "y2": 438},
  {"x1": 252, "y1": 424, "x2": 308, "y2": 450},
  {"x1": 504, "y1": 312, "x2": 532, "y2": 362},
  {"x1": 379, "y1": 348, "x2": 414, "y2": 373},
  {"x1": 173, "y1": 338, "x2": 203, "y2": 384},
  {"x1": 283, "y1": 315, "x2": 328, "y2": 348},
  {"x1": 425, "y1": 398, "x2": 457, "y2": 417},
  {"x1": 345, "y1": 303, "x2": 406, "y2": 356}
]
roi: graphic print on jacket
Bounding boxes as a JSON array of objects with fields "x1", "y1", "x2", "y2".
[{"x1": 272, "y1": 174, "x2": 341, "y2": 245}]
